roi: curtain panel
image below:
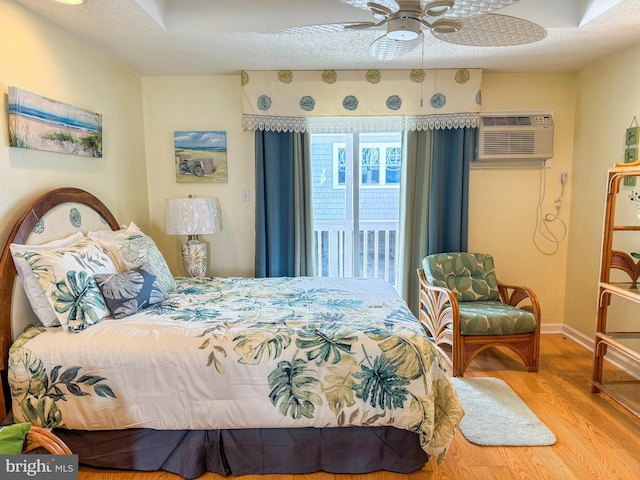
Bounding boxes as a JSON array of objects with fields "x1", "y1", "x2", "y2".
[
  {"x1": 242, "y1": 69, "x2": 482, "y2": 133},
  {"x1": 255, "y1": 130, "x2": 315, "y2": 278},
  {"x1": 398, "y1": 127, "x2": 475, "y2": 316}
]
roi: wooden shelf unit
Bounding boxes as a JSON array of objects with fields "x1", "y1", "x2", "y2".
[{"x1": 592, "y1": 164, "x2": 640, "y2": 418}]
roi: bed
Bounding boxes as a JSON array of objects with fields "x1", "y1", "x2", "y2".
[{"x1": 0, "y1": 187, "x2": 463, "y2": 479}]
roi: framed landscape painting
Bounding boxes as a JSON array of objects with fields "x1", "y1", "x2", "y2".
[
  {"x1": 8, "y1": 87, "x2": 102, "y2": 157},
  {"x1": 174, "y1": 131, "x2": 228, "y2": 183}
]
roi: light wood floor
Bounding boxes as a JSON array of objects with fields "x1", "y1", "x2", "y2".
[{"x1": 78, "y1": 334, "x2": 640, "y2": 480}]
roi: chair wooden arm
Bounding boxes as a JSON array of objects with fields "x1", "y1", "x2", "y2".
[
  {"x1": 497, "y1": 280, "x2": 542, "y2": 319},
  {"x1": 22, "y1": 427, "x2": 72, "y2": 454},
  {"x1": 417, "y1": 268, "x2": 460, "y2": 331},
  {"x1": 417, "y1": 269, "x2": 462, "y2": 371}
]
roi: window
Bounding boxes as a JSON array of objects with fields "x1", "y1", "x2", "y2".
[
  {"x1": 334, "y1": 142, "x2": 402, "y2": 187},
  {"x1": 361, "y1": 147, "x2": 380, "y2": 184},
  {"x1": 311, "y1": 132, "x2": 402, "y2": 287},
  {"x1": 386, "y1": 147, "x2": 401, "y2": 184}
]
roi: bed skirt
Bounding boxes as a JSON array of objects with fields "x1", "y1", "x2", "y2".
[{"x1": 48, "y1": 426, "x2": 429, "y2": 479}]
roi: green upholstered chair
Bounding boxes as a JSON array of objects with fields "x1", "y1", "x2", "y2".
[{"x1": 417, "y1": 252, "x2": 540, "y2": 377}]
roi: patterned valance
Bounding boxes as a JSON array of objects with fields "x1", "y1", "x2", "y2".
[{"x1": 241, "y1": 69, "x2": 482, "y2": 133}]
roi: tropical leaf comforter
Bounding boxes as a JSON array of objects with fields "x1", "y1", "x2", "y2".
[{"x1": 9, "y1": 276, "x2": 463, "y2": 462}]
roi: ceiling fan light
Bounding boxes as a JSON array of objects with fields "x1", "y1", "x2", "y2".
[
  {"x1": 386, "y1": 16, "x2": 421, "y2": 41},
  {"x1": 431, "y1": 18, "x2": 462, "y2": 34},
  {"x1": 424, "y1": 1, "x2": 454, "y2": 17}
]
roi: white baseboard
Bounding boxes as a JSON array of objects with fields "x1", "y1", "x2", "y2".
[
  {"x1": 541, "y1": 323, "x2": 640, "y2": 380},
  {"x1": 540, "y1": 323, "x2": 565, "y2": 335}
]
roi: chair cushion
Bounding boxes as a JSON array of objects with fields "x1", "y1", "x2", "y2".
[
  {"x1": 422, "y1": 252, "x2": 500, "y2": 302},
  {"x1": 458, "y1": 301, "x2": 538, "y2": 335},
  {"x1": 0, "y1": 422, "x2": 31, "y2": 454}
]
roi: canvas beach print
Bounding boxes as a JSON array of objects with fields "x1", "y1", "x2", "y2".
[
  {"x1": 8, "y1": 87, "x2": 102, "y2": 157},
  {"x1": 174, "y1": 131, "x2": 228, "y2": 183}
]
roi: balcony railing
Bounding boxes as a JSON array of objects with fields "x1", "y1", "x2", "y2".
[{"x1": 314, "y1": 220, "x2": 399, "y2": 288}]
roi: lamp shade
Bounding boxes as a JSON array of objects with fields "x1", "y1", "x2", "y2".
[{"x1": 165, "y1": 197, "x2": 220, "y2": 236}]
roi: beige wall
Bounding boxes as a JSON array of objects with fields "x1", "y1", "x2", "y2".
[
  {"x1": 565, "y1": 43, "x2": 640, "y2": 338},
  {"x1": 141, "y1": 76, "x2": 255, "y2": 277},
  {"x1": 8, "y1": 0, "x2": 639, "y2": 336},
  {"x1": 469, "y1": 73, "x2": 577, "y2": 326},
  {"x1": 140, "y1": 72, "x2": 579, "y2": 328},
  {"x1": 0, "y1": 0, "x2": 149, "y2": 247}
]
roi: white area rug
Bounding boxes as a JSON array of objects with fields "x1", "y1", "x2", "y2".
[{"x1": 452, "y1": 377, "x2": 557, "y2": 446}]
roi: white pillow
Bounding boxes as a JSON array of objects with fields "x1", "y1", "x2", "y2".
[
  {"x1": 88, "y1": 222, "x2": 176, "y2": 292},
  {"x1": 10, "y1": 232, "x2": 84, "y2": 327},
  {"x1": 87, "y1": 222, "x2": 139, "y2": 271},
  {"x1": 15, "y1": 238, "x2": 118, "y2": 333}
]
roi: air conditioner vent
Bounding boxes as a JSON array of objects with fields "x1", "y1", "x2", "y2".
[
  {"x1": 476, "y1": 112, "x2": 554, "y2": 166},
  {"x1": 482, "y1": 116, "x2": 533, "y2": 127},
  {"x1": 482, "y1": 131, "x2": 536, "y2": 156}
]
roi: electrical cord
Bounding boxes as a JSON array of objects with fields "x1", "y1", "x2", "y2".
[{"x1": 533, "y1": 166, "x2": 567, "y2": 255}]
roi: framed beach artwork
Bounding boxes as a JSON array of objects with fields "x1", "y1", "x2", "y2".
[
  {"x1": 174, "y1": 131, "x2": 228, "y2": 183},
  {"x1": 8, "y1": 87, "x2": 102, "y2": 158}
]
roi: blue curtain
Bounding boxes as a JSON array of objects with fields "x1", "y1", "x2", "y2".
[
  {"x1": 255, "y1": 130, "x2": 315, "y2": 277},
  {"x1": 398, "y1": 127, "x2": 475, "y2": 315},
  {"x1": 428, "y1": 127, "x2": 473, "y2": 254}
]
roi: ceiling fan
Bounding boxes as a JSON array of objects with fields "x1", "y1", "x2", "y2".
[{"x1": 273, "y1": 0, "x2": 547, "y2": 61}]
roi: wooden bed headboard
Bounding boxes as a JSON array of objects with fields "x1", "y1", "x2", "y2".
[{"x1": 0, "y1": 188, "x2": 120, "y2": 420}]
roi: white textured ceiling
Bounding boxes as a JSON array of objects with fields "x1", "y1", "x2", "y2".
[{"x1": 12, "y1": 0, "x2": 640, "y2": 76}]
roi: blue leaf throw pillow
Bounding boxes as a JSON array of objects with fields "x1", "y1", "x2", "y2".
[
  {"x1": 18, "y1": 238, "x2": 118, "y2": 332},
  {"x1": 95, "y1": 266, "x2": 168, "y2": 319},
  {"x1": 0, "y1": 422, "x2": 31, "y2": 454}
]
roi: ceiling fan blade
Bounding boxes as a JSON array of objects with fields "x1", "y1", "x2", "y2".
[
  {"x1": 271, "y1": 23, "x2": 365, "y2": 34},
  {"x1": 439, "y1": 0, "x2": 521, "y2": 19},
  {"x1": 369, "y1": 34, "x2": 422, "y2": 60},
  {"x1": 432, "y1": 14, "x2": 546, "y2": 46},
  {"x1": 282, "y1": 1, "x2": 395, "y2": 34}
]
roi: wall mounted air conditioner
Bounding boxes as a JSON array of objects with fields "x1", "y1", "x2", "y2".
[{"x1": 474, "y1": 112, "x2": 554, "y2": 168}]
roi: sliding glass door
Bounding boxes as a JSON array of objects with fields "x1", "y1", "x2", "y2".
[{"x1": 310, "y1": 132, "x2": 402, "y2": 287}]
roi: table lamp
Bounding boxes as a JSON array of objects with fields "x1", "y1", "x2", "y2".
[{"x1": 165, "y1": 195, "x2": 220, "y2": 277}]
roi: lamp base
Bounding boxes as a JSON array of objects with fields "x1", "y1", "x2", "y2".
[{"x1": 181, "y1": 239, "x2": 208, "y2": 277}]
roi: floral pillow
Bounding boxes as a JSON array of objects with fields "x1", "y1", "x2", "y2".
[
  {"x1": 17, "y1": 238, "x2": 118, "y2": 332},
  {"x1": 10, "y1": 232, "x2": 84, "y2": 327},
  {"x1": 95, "y1": 265, "x2": 168, "y2": 319},
  {"x1": 89, "y1": 223, "x2": 176, "y2": 293}
]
